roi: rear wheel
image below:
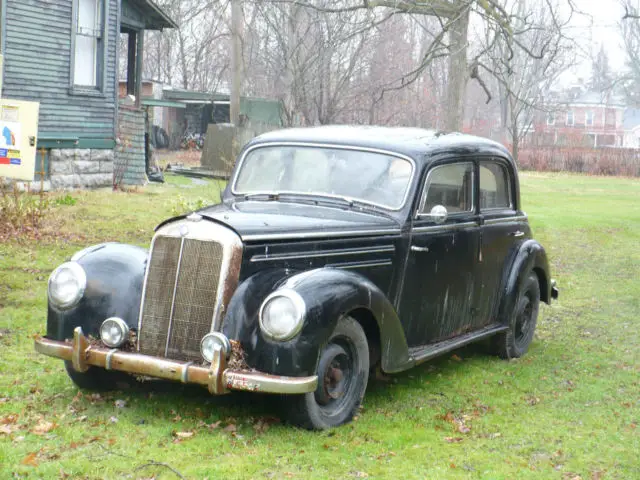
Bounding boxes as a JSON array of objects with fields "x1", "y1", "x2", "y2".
[
  {"x1": 492, "y1": 273, "x2": 540, "y2": 359},
  {"x1": 286, "y1": 317, "x2": 369, "y2": 430},
  {"x1": 64, "y1": 361, "x2": 133, "y2": 392}
]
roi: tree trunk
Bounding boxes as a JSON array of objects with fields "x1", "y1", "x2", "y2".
[
  {"x1": 445, "y1": 8, "x2": 470, "y2": 132},
  {"x1": 511, "y1": 113, "x2": 520, "y2": 164},
  {"x1": 230, "y1": 0, "x2": 242, "y2": 128}
]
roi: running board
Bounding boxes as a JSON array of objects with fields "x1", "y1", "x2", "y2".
[{"x1": 409, "y1": 324, "x2": 508, "y2": 365}]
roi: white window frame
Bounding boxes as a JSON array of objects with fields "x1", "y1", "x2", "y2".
[
  {"x1": 70, "y1": 0, "x2": 108, "y2": 95},
  {"x1": 566, "y1": 110, "x2": 575, "y2": 126},
  {"x1": 546, "y1": 112, "x2": 555, "y2": 126},
  {"x1": 586, "y1": 110, "x2": 594, "y2": 127}
]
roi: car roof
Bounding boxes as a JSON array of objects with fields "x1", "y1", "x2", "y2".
[{"x1": 248, "y1": 125, "x2": 512, "y2": 165}]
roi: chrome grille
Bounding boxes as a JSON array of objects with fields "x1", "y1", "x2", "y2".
[{"x1": 138, "y1": 235, "x2": 224, "y2": 362}]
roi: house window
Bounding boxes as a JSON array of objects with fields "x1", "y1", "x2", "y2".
[
  {"x1": 586, "y1": 111, "x2": 594, "y2": 126},
  {"x1": 546, "y1": 112, "x2": 555, "y2": 126},
  {"x1": 72, "y1": 0, "x2": 105, "y2": 90},
  {"x1": 566, "y1": 110, "x2": 574, "y2": 126},
  {"x1": 605, "y1": 109, "x2": 616, "y2": 127}
]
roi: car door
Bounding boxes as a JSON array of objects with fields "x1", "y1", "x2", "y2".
[
  {"x1": 473, "y1": 158, "x2": 526, "y2": 326},
  {"x1": 398, "y1": 160, "x2": 480, "y2": 347}
]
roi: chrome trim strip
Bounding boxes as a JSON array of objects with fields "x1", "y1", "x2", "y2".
[
  {"x1": 484, "y1": 215, "x2": 528, "y2": 225},
  {"x1": 164, "y1": 237, "x2": 186, "y2": 357},
  {"x1": 242, "y1": 228, "x2": 402, "y2": 242},
  {"x1": 136, "y1": 236, "x2": 157, "y2": 351},
  {"x1": 250, "y1": 245, "x2": 395, "y2": 263},
  {"x1": 412, "y1": 221, "x2": 478, "y2": 233},
  {"x1": 230, "y1": 142, "x2": 418, "y2": 212},
  {"x1": 328, "y1": 260, "x2": 393, "y2": 269}
]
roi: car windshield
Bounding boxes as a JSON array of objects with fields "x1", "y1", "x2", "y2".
[{"x1": 233, "y1": 146, "x2": 413, "y2": 209}]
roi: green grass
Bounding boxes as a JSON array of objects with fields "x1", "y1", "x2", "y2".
[{"x1": 1, "y1": 172, "x2": 638, "y2": 479}]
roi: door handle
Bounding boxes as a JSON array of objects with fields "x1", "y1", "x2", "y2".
[
  {"x1": 411, "y1": 245, "x2": 430, "y2": 253},
  {"x1": 509, "y1": 230, "x2": 525, "y2": 237}
]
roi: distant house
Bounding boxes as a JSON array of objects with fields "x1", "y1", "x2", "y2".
[
  {"x1": 0, "y1": 0, "x2": 176, "y2": 189},
  {"x1": 622, "y1": 108, "x2": 640, "y2": 148},
  {"x1": 532, "y1": 89, "x2": 626, "y2": 148}
]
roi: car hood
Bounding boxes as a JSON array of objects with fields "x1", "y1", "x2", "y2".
[{"x1": 194, "y1": 201, "x2": 401, "y2": 241}]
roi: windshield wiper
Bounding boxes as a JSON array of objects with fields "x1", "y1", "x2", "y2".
[
  {"x1": 280, "y1": 193, "x2": 396, "y2": 219},
  {"x1": 243, "y1": 192, "x2": 281, "y2": 201}
]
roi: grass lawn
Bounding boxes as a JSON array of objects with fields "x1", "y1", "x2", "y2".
[{"x1": 0, "y1": 172, "x2": 638, "y2": 479}]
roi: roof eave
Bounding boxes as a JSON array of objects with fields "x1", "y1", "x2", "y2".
[{"x1": 142, "y1": 0, "x2": 178, "y2": 30}]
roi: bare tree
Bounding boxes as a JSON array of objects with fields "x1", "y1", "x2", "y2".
[
  {"x1": 621, "y1": 1, "x2": 640, "y2": 106},
  {"x1": 243, "y1": 2, "x2": 378, "y2": 125},
  {"x1": 264, "y1": 1, "x2": 577, "y2": 132},
  {"x1": 473, "y1": 0, "x2": 575, "y2": 161},
  {"x1": 143, "y1": 0, "x2": 231, "y2": 92}
]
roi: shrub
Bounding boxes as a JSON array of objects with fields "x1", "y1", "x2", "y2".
[{"x1": 0, "y1": 181, "x2": 50, "y2": 234}]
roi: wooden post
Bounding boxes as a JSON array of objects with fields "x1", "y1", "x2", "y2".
[
  {"x1": 127, "y1": 31, "x2": 137, "y2": 97},
  {"x1": 135, "y1": 30, "x2": 144, "y2": 108}
]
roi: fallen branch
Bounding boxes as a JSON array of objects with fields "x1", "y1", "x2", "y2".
[{"x1": 134, "y1": 461, "x2": 186, "y2": 479}]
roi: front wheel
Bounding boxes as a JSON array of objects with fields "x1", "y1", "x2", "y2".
[
  {"x1": 491, "y1": 272, "x2": 540, "y2": 359},
  {"x1": 286, "y1": 317, "x2": 369, "y2": 430}
]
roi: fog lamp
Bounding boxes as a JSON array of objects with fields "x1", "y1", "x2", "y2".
[
  {"x1": 100, "y1": 317, "x2": 129, "y2": 348},
  {"x1": 200, "y1": 332, "x2": 231, "y2": 363}
]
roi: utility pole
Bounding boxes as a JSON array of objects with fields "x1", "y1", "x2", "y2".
[{"x1": 230, "y1": 0, "x2": 242, "y2": 128}]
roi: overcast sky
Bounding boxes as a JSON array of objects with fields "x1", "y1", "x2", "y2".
[{"x1": 565, "y1": 0, "x2": 627, "y2": 82}]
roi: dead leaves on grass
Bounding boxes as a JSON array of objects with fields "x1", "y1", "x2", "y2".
[{"x1": 31, "y1": 420, "x2": 56, "y2": 435}]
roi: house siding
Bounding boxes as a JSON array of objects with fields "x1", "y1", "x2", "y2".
[{"x1": 2, "y1": 0, "x2": 118, "y2": 147}]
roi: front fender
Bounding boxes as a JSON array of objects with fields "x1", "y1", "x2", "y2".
[
  {"x1": 498, "y1": 239, "x2": 551, "y2": 325},
  {"x1": 223, "y1": 268, "x2": 409, "y2": 377},
  {"x1": 46, "y1": 243, "x2": 148, "y2": 341}
]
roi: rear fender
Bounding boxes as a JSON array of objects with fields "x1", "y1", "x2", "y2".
[{"x1": 498, "y1": 239, "x2": 551, "y2": 325}]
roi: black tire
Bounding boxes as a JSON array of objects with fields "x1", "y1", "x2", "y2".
[
  {"x1": 492, "y1": 273, "x2": 540, "y2": 359},
  {"x1": 286, "y1": 317, "x2": 369, "y2": 430},
  {"x1": 64, "y1": 361, "x2": 133, "y2": 392}
]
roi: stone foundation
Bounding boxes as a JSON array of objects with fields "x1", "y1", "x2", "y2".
[
  {"x1": 115, "y1": 106, "x2": 147, "y2": 186},
  {"x1": 49, "y1": 149, "x2": 114, "y2": 189}
]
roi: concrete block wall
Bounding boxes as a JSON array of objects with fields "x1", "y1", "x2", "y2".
[
  {"x1": 49, "y1": 149, "x2": 114, "y2": 189},
  {"x1": 115, "y1": 105, "x2": 146, "y2": 186}
]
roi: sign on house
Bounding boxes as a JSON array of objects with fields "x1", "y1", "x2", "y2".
[{"x1": 0, "y1": 99, "x2": 40, "y2": 181}]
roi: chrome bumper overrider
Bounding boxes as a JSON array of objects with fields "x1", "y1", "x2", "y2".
[{"x1": 34, "y1": 327, "x2": 318, "y2": 395}]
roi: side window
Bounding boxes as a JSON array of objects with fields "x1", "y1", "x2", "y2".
[
  {"x1": 420, "y1": 162, "x2": 474, "y2": 215},
  {"x1": 480, "y1": 162, "x2": 511, "y2": 210}
]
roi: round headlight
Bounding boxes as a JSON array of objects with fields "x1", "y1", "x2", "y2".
[
  {"x1": 259, "y1": 290, "x2": 306, "y2": 341},
  {"x1": 100, "y1": 317, "x2": 129, "y2": 348},
  {"x1": 48, "y1": 262, "x2": 86, "y2": 310},
  {"x1": 200, "y1": 332, "x2": 231, "y2": 363}
]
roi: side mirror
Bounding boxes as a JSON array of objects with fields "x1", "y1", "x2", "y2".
[{"x1": 429, "y1": 205, "x2": 448, "y2": 224}]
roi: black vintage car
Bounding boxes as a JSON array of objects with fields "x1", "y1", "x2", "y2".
[{"x1": 36, "y1": 126, "x2": 558, "y2": 429}]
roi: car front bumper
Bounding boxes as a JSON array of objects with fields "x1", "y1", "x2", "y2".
[{"x1": 34, "y1": 327, "x2": 318, "y2": 395}]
